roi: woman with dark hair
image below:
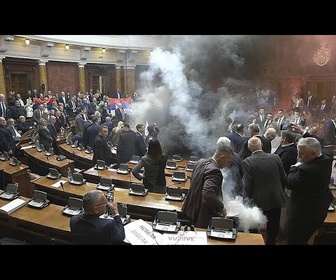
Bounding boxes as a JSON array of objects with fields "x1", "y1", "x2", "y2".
[
  {"x1": 131, "y1": 138, "x2": 168, "y2": 194},
  {"x1": 145, "y1": 123, "x2": 159, "y2": 148}
]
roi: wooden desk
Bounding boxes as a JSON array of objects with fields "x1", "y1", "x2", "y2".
[
  {"x1": 82, "y1": 167, "x2": 191, "y2": 192},
  {"x1": 0, "y1": 160, "x2": 31, "y2": 197},
  {"x1": 0, "y1": 197, "x2": 264, "y2": 245},
  {"x1": 127, "y1": 161, "x2": 192, "y2": 178},
  {"x1": 19, "y1": 129, "x2": 34, "y2": 145},
  {"x1": 22, "y1": 144, "x2": 74, "y2": 177},
  {"x1": 31, "y1": 176, "x2": 186, "y2": 221},
  {"x1": 58, "y1": 143, "x2": 94, "y2": 170},
  {"x1": 0, "y1": 197, "x2": 72, "y2": 244}
]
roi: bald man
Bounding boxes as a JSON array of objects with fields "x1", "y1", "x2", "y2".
[{"x1": 242, "y1": 136, "x2": 287, "y2": 245}]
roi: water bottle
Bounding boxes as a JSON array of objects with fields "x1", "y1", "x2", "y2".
[
  {"x1": 106, "y1": 191, "x2": 114, "y2": 216},
  {"x1": 67, "y1": 167, "x2": 73, "y2": 181}
]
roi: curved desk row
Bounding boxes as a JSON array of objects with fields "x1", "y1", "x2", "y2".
[
  {"x1": 82, "y1": 167, "x2": 191, "y2": 192},
  {"x1": 0, "y1": 196, "x2": 265, "y2": 245},
  {"x1": 31, "y1": 176, "x2": 187, "y2": 222},
  {"x1": 22, "y1": 143, "x2": 74, "y2": 177}
]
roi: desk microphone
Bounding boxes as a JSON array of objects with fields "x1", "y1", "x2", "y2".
[
  {"x1": 46, "y1": 155, "x2": 49, "y2": 163},
  {"x1": 60, "y1": 182, "x2": 64, "y2": 192}
]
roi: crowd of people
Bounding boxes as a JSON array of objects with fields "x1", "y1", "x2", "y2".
[{"x1": 0, "y1": 88, "x2": 335, "y2": 246}]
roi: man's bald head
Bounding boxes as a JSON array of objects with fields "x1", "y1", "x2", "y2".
[{"x1": 248, "y1": 136, "x2": 262, "y2": 153}]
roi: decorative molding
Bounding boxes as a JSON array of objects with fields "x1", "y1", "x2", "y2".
[
  {"x1": 0, "y1": 36, "x2": 9, "y2": 52},
  {"x1": 41, "y1": 43, "x2": 52, "y2": 57},
  {"x1": 117, "y1": 50, "x2": 126, "y2": 63},
  {"x1": 313, "y1": 42, "x2": 332, "y2": 67},
  {"x1": 80, "y1": 46, "x2": 91, "y2": 60}
]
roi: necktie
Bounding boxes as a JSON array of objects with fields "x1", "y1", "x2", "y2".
[{"x1": 1, "y1": 102, "x2": 5, "y2": 117}]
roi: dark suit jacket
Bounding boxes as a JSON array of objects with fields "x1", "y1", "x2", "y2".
[
  {"x1": 135, "y1": 131, "x2": 147, "y2": 157},
  {"x1": 0, "y1": 101, "x2": 8, "y2": 119},
  {"x1": 82, "y1": 120, "x2": 92, "y2": 148},
  {"x1": 322, "y1": 119, "x2": 336, "y2": 145},
  {"x1": 181, "y1": 157, "x2": 225, "y2": 228},
  {"x1": 87, "y1": 123, "x2": 100, "y2": 149},
  {"x1": 117, "y1": 129, "x2": 136, "y2": 164},
  {"x1": 38, "y1": 126, "x2": 53, "y2": 151},
  {"x1": 239, "y1": 135, "x2": 271, "y2": 160},
  {"x1": 0, "y1": 126, "x2": 16, "y2": 153},
  {"x1": 17, "y1": 122, "x2": 30, "y2": 134},
  {"x1": 242, "y1": 151, "x2": 287, "y2": 212},
  {"x1": 226, "y1": 132, "x2": 249, "y2": 153},
  {"x1": 223, "y1": 153, "x2": 244, "y2": 197},
  {"x1": 70, "y1": 213, "x2": 125, "y2": 245},
  {"x1": 114, "y1": 107, "x2": 124, "y2": 123},
  {"x1": 273, "y1": 143, "x2": 298, "y2": 174},
  {"x1": 8, "y1": 105, "x2": 26, "y2": 120},
  {"x1": 286, "y1": 154, "x2": 333, "y2": 223},
  {"x1": 58, "y1": 96, "x2": 68, "y2": 107},
  {"x1": 92, "y1": 134, "x2": 114, "y2": 166}
]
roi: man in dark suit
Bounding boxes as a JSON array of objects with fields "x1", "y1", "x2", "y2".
[
  {"x1": 92, "y1": 125, "x2": 115, "y2": 166},
  {"x1": 46, "y1": 115, "x2": 59, "y2": 154},
  {"x1": 242, "y1": 136, "x2": 287, "y2": 245},
  {"x1": 305, "y1": 90, "x2": 317, "y2": 113},
  {"x1": 87, "y1": 116, "x2": 101, "y2": 149},
  {"x1": 135, "y1": 123, "x2": 147, "y2": 158},
  {"x1": 260, "y1": 127, "x2": 277, "y2": 153},
  {"x1": 181, "y1": 145, "x2": 234, "y2": 228},
  {"x1": 0, "y1": 117, "x2": 18, "y2": 155},
  {"x1": 273, "y1": 129, "x2": 298, "y2": 175},
  {"x1": 117, "y1": 123, "x2": 136, "y2": 164},
  {"x1": 226, "y1": 123, "x2": 249, "y2": 153},
  {"x1": 58, "y1": 91, "x2": 68, "y2": 108},
  {"x1": 70, "y1": 189, "x2": 125, "y2": 245},
  {"x1": 0, "y1": 93, "x2": 7, "y2": 119},
  {"x1": 17, "y1": 115, "x2": 32, "y2": 134},
  {"x1": 239, "y1": 123, "x2": 274, "y2": 159},
  {"x1": 112, "y1": 88, "x2": 121, "y2": 99},
  {"x1": 322, "y1": 115, "x2": 336, "y2": 146},
  {"x1": 114, "y1": 102, "x2": 125, "y2": 123},
  {"x1": 286, "y1": 137, "x2": 334, "y2": 245}
]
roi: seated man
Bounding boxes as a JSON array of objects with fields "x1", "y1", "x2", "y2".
[
  {"x1": 17, "y1": 115, "x2": 33, "y2": 134},
  {"x1": 69, "y1": 190, "x2": 126, "y2": 245}
]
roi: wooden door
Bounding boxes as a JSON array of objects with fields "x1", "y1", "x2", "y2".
[{"x1": 10, "y1": 73, "x2": 32, "y2": 99}]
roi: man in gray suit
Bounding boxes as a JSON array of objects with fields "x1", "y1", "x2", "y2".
[
  {"x1": 181, "y1": 145, "x2": 234, "y2": 228},
  {"x1": 242, "y1": 136, "x2": 287, "y2": 245}
]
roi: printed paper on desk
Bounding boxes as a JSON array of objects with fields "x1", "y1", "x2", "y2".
[
  {"x1": 20, "y1": 145, "x2": 33, "y2": 150},
  {"x1": 124, "y1": 219, "x2": 158, "y2": 245},
  {"x1": 51, "y1": 180, "x2": 67, "y2": 188},
  {"x1": 161, "y1": 231, "x2": 208, "y2": 245}
]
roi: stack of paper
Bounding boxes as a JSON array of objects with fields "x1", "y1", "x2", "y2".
[{"x1": 0, "y1": 198, "x2": 27, "y2": 214}]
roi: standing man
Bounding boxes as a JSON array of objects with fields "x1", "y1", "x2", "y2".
[
  {"x1": 117, "y1": 123, "x2": 136, "y2": 164},
  {"x1": 242, "y1": 136, "x2": 287, "y2": 245},
  {"x1": 0, "y1": 117, "x2": 18, "y2": 156},
  {"x1": 92, "y1": 125, "x2": 115, "y2": 166},
  {"x1": 114, "y1": 102, "x2": 125, "y2": 124},
  {"x1": 0, "y1": 93, "x2": 7, "y2": 119},
  {"x1": 322, "y1": 115, "x2": 336, "y2": 146},
  {"x1": 135, "y1": 123, "x2": 147, "y2": 158},
  {"x1": 181, "y1": 145, "x2": 234, "y2": 229},
  {"x1": 286, "y1": 137, "x2": 333, "y2": 245}
]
